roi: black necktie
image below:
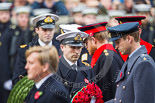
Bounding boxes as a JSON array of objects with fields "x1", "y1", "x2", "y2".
[{"x1": 71, "y1": 64, "x2": 77, "y2": 70}]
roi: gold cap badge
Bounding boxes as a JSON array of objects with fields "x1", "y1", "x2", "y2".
[
  {"x1": 44, "y1": 16, "x2": 53, "y2": 23},
  {"x1": 74, "y1": 34, "x2": 82, "y2": 41}
]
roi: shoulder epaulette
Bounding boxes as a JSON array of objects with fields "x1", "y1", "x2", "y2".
[
  {"x1": 20, "y1": 44, "x2": 27, "y2": 48},
  {"x1": 140, "y1": 54, "x2": 149, "y2": 61},
  {"x1": 81, "y1": 53, "x2": 88, "y2": 62}
]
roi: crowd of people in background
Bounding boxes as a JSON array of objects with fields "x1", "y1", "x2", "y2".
[{"x1": 0, "y1": 0, "x2": 155, "y2": 103}]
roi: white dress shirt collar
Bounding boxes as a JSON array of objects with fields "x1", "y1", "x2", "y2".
[
  {"x1": 129, "y1": 46, "x2": 141, "y2": 58},
  {"x1": 38, "y1": 39, "x2": 52, "y2": 47},
  {"x1": 35, "y1": 73, "x2": 53, "y2": 89}
]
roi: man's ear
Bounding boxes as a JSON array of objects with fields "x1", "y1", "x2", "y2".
[
  {"x1": 35, "y1": 28, "x2": 39, "y2": 34},
  {"x1": 139, "y1": 27, "x2": 142, "y2": 35},
  {"x1": 127, "y1": 35, "x2": 133, "y2": 43},
  {"x1": 91, "y1": 37, "x2": 97, "y2": 44},
  {"x1": 43, "y1": 63, "x2": 49, "y2": 73},
  {"x1": 60, "y1": 44, "x2": 64, "y2": 51}
]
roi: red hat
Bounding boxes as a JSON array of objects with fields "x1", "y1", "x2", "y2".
[
  {"x1": 78, "y1": 22, "x2": 107, "y2": 36},
  {"x1": 115, "y1": 16, "x2": 146, "y2": 25}
]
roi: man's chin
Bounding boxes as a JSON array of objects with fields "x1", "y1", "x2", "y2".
[
  {"x1": 88, "y1": 51, "x2": 95, "y2": 55},
  {"x1": 120, "y1": 51, "x2": 127, "y2": 55},
  {"x1": 27, "y1": 75, "x2": 32, "y2": 80}
]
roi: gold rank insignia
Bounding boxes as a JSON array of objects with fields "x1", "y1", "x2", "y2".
[
  {"x1": 44, "y1": 16, "x2": 53, "y2": 23},
  {"x1": 20, "y1": 44, "x2": 27, "y2": 48},
  {"x1": 74, "y1": 34, "x2": 82, "y2": 41},
  {"x1": 143, "y1": 57, "x2": 147, "y2": 60}
]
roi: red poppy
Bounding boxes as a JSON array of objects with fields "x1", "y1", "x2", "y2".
[{"x1": 34, "y1": 91, "x2": 43, "y2": 99}]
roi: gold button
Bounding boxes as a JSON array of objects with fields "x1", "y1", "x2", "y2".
[
  {"x1": 12, "y1": 25, "x2": 16, "y2": 29},
  {"x1": 105, "y1": 53, "x2": 109, "y2": 56},
  {"x1": 127, "y1": 72, "x2": 130, "y2": 75},
  {"x1": 123, "y1": 86, "x2": 126, "y2": 90},
  {"x1": 119, "y1": 99, "x2": 122, "y2": 103},
  {"x1": 117, "y1": 84, "x2": 119, "y2": 87},
  {"x1": 32, "y1": 32, "x2": 37, "y2": 36},
  {"x1": 15, "y1": 31, "x2": 19, "y2": 36},
  {"x1": 0, "y1": 41, "x2": 2, "y2": 46},
  {"x1": 114, "y1": 98, "x2": 116, "y2": 101}
]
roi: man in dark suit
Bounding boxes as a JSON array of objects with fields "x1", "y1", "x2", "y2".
[
  {"x1": 106, "y1": 22, "x2": 155, "y2": 103},
  {"x1": 12, "y1": 13, "x2": 60, "y2": 85},
  {"x1": 56, "y1": 31, "x2": 93, "y2": 97},
  {"x1": 24, "y1": 46, "x2": 70, "y2": 103},
  {"x1": 78, "y1": 22, "x2": 123, "y2": 102}
]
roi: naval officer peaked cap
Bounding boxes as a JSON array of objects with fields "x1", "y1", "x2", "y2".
[{"x1": 32, "y1": 13, "x2": 59, "y2": 28}]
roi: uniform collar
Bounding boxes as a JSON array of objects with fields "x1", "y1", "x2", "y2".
[
  {"x1": 38, "y1": 39, "x2": 52, "y2": 47},
  {"x1": 127, "y1": 45, "x2": 147, "y2": 71},
  {"x1": 35, "y1": 73, "x2": 53, "y2": 89},
  {"x1": 129, "y1": 46, "x2": 141, "y2": 58}
]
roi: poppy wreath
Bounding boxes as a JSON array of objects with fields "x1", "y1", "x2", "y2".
[
  {"x1": 7, "y1": 76, "x2": 34, "y2": 103},
  {"x1": 71, "y1": 82, "x2": 104, "y2": 103}
]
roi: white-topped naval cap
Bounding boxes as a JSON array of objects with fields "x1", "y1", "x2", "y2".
[
  {"x1": 56, "y1": 31, "x2": 88, "y2": 41},
  {"x1": 59, "y1": 24, "x2": 82, "y2": 33},
  {"x1": 108, "y1": 10, "x2": 126, "y2": 17},
  {"x1": 82, "y1": 7, "x2": 98, "y2": 15},
  {"x1": 0, "y1": 3, "x2": 12, "y2": 11},
  {"x1": 14, "y1": 6, "x2": 32, "y2": 14},
  {"x1": 32, "y1": 13, "x2": 59, "y2": 27},
  {"x1": 133, "y1": 4, "x2": 151, "y2": 12}
]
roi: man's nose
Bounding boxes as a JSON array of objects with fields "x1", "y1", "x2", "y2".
[{"x1": 25, "y1": 63, "x2": 28, "y2": 70}]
